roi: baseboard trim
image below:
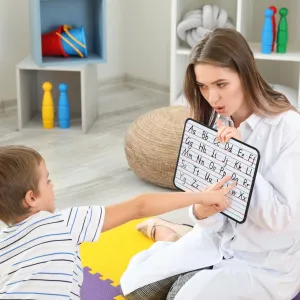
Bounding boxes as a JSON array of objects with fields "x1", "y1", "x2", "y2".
[
  {"x1": 125, "y1": 74, "x2": 169, "y2": 94},
  {"x1": 0, "y1": 98, "x2": 17, "y2": 113},
  {"x1": 97, "y1": 74, "x2": 127, "y2": 91},
  {"x1": 0, "y1": 75, "x2": 170, "y2": 113},
  {"x1": 97, "y1": 74, "x2": 170, "y2": 95}
]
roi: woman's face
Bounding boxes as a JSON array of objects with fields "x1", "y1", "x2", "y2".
[{"x1": 194, "y1": 63, "x2": 247, "y2": 118}]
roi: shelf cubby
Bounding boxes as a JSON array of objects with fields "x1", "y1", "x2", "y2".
[
  {"x1": 29, "y1": 0, "x2": 107, "y2": 67},
  {"x1": 16, "y1": 57, "x2": 98, "y2": 134}
]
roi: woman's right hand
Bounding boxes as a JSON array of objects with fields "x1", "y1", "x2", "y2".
[{"x1": 197, "y1": 176, "x2": 235, "y2": 219}]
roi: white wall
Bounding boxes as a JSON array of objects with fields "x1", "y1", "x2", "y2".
[
  {"x1": 124, "y1": 0, "x2": 172, "y2": 88},
  {"x1": 97, "y1": 0, "x2": 126, "y2": 83},
  {"x1": 0, "y1": 0, "x2": 30, "y2": 101}
]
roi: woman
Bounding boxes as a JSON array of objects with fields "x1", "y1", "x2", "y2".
[{"x1": 120, "y1": 28, "x2": 300, "y2": 300}]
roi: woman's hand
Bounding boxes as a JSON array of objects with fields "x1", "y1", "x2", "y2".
[
  {"x1": 195, "y1": 175, "x2": 235, "y2": 220},
  {"x1": 216, "y1": 119, "x2": 242, "y2": 143}
]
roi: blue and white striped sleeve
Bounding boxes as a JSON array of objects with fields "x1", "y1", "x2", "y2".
[{"x1": 60, "y1": 206, "x2": 105, "y2": 245}]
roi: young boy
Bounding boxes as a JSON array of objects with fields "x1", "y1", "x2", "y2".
[{"x1": 0, "y1": 145, "x2": 234, "y2": 299}]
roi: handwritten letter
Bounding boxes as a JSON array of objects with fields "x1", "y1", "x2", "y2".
[{"x1": 174, "y1": 119, "x2": 260, "y2": 223}]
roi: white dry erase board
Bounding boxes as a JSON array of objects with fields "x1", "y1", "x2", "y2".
[{"x1": 173, "y1": 118, "x2": 260, "y2": 224}]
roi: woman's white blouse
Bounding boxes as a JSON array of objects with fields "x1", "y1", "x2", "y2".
[{"x1": 189, "y1": 110, "x2": 300, "y2": 271}]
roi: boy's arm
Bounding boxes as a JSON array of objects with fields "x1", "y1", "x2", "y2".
[
  {"x1": 60, "y1": 176, "x2": 233, "y2": 242},
  {"x1": 102, "y1": 186, "x2": 231, "y2": 232}
]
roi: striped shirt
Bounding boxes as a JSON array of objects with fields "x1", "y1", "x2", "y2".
[{"x1": 0, "y1": 206, "x2": 105, "y2": 299}]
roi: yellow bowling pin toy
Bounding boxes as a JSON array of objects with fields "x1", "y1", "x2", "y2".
[{"x1": 42, "y1": 81, "x2": 54, "y2": 129}]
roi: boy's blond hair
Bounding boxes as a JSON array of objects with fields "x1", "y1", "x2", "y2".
[{"x1": 0, "y1": 145, "x2": 43, "y2": 225}]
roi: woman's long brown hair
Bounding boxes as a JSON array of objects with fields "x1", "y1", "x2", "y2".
[{"x1": 183, "y1": 28, "x2": 297, "y2": 127}]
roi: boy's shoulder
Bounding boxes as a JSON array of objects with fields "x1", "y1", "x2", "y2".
[
  {"x1": 0, "y1": 211, "x2": 68, "y2": 245},
  {"x1": 0, "y1": 206, "x2": 95, "y2": 237},
  {"x1": 0, "y1": 210, "x2": 62, "y2": 239},
  {"x1": 0, "y1": 205, "x2": 105, "y2": 249}
]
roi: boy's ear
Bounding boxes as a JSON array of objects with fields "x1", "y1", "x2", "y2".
[{"x1": 24, "y1": 190, "x2": 36, "y2": 209}]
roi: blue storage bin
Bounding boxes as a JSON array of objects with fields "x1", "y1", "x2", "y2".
[{"x1": 29, "y1": 0, "x2": 106, "y2": 66}]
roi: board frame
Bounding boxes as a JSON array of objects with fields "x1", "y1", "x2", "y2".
[{"x1": 173, "y1": 118, "x2": 261, "y2": 224}]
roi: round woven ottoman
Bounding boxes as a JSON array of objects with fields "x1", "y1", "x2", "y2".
[{"x1": 125, "y1": 106, "x2": 189, "y2": 189}]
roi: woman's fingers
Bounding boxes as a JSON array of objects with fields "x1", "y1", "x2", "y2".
[
  {"x1": 216, "y1": 119, "x2": 227, "y2": 142},
  {"x1": 223, "y1": 132, "x2": 236, "y2": 143},
  {"x1": 220, "y1": 127, "x2": 236, "y2": 143},
  {"x1": 216, "y1": 119, "x2": 223, "y2": 128},
  {"x1": 216, "y1": 120, "x2": 241, "y2": 143},
  {"x1": 217, "y1": 125, "x2": 227, "y2": 143}
]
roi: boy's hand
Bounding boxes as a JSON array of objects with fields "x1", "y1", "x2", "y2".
[
  {"x1": 195, "y1": 175, "x2": 235, "y2": 219},
  {"x1": 216, "y1": 119, "x2": 242, "y2": 143}
]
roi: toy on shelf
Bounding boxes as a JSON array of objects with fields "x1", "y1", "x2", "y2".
[
  {"x1": 269, "y1": 6, "x2": 277, "y2": 51},
  {"x1": 261, "y1": 6, "x2": 288, "y2": 54},
  {"x1": 261, "y1": 8, "x2": 273, "y2": 54},
  {"x1": 58, "y1": 83, "x2": 70, "y2": 129},
  {"x1": 42, "y1": 82, "x2": 54, "y2": 129},
  {"x1": 277, "y1": 8, "x2": 288, "y2": 53},
  {"x1": 42, "y1": 25, "x2": 88, "y2": 58},
  {"x1": 41, "y1": 81, "x2": 71, "y2": 130},
  {"x1": 176, "y1": 4, "x2": 235, "y2": 48}
]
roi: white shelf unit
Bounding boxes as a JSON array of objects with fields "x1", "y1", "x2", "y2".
[
  {"x1": 170, "y1": 0, "x2": 300, "y2": 110},
  {"x1": 16, "y1": 57, "x2": 98, "y2": 134}
]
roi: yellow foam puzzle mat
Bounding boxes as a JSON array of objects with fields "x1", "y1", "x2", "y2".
[{"x1": 80, "y1": 218, "x2": 153, "y2": 299}]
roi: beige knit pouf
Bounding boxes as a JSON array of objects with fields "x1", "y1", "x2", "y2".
[{"x1": 125, "y1": 106, "x2": 189, "y2": 189}]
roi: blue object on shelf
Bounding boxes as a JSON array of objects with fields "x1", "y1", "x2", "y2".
[
  {"x1": 29, "y1": 0, "x2": 107, "y2": 66},
  {"x1": 60, "y1": 26, "x2": 88, "y2": 57},
  {"x1": 58, "y1": 83, "x2": 70, "y2": 129},
  {"x1": 261, "y1": 8, "x2": 273, "y2": 54}
]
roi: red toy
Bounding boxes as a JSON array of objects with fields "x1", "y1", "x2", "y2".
[
  {"x1": 42, "y1": 25, "x2": 68, "y2": 57},
  {"x1": 269, "y1": 6, "x2": 277, "y2": 52},
  {"x1": 42, "y1": 25, "x2": 87, "y2": 58}
]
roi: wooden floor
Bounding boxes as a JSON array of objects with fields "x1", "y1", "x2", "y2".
[{"x1": 0, "y1": 84, "x2": 192, "y2": 230}]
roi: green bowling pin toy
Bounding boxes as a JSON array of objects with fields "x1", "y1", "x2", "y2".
[{"x1": 276, "y1": 7, "x2": 288, "y2": 53}]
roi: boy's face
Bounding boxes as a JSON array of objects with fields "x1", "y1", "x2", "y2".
[{"x1": 33, "y1": 160, "x2": 55, "y2": 213}]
